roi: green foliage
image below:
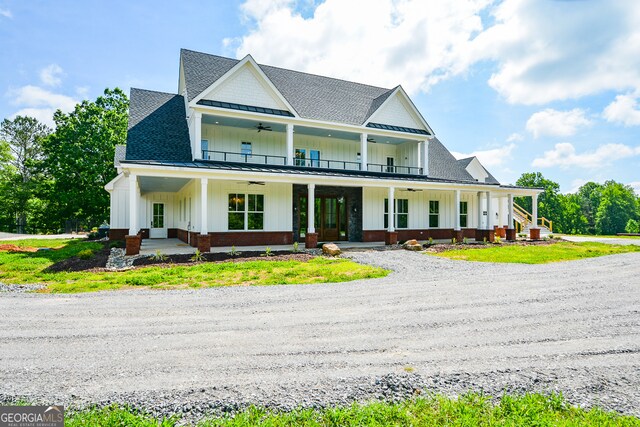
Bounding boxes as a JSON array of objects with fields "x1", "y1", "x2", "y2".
[
  {"x1": 151, "y1": 250, "x2": 168, "y2": 262},
  {"x1": 626, "y1": 219, "x2": 639, "y2": 234},
  {"x1": 595, "y1": 181, "x2": 638, "y2": 235},
  {"x1": 431, "y1": 241, "x2": 640, "y2": 264},
  {"x1": 190, "y1": 249, "x2": 205, "y2": 262},
  {"x1": 451, "y1": 237, "x2": 457, "y2": 244},
  {"x1": 228, "y1": 245, "x2": 240, "y2": 257},
  {"x1": 494, "y1": 235, "x2": 501, "y2": 244},
  {"x1": 262, "y1": 246, "x2": 273, "y2": 257},
  {"x1": 515, "y1": 172, "x2": 563, "y2": 231},
  {"x1": 62, "y1": 393, "x2": 640, "y2": 426},
  {"x1": 76, "y1": 248, "x2": 95, "y2": 260},
  {"x1": 41, "y1": 88, "x2": 128, "y2": 228},
  {"x1": 292, "y1": 241, "x2": 299, "y2": 252}
]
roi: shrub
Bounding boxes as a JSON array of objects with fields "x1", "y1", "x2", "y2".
[
  {"x1": 451, "y1": 237, "x2": 457, "y2": 244},
  {"x1": 292, "y1": 241, "x2": 299, "y2": 252},
  {"x1": 494, "y1": 236, "x2": 501, "y2": 244},
  {"x1": 87, "y1": 231, "x2": 100, "y2": 240},
  {"x1": 109, "y1": 240, "x2": 124, "y2": 249},
  {"x1": 77, "y1": 249, "x2": 94, "y2": 260},
  {"x1": 228, "y1": 245, "x2": 241, "y2": 257},
  {"x1": 625, "y1": 219, "x2": 639, "y2": 233},
  {"x1": 190, "y1": 249, "x2": 204, "y2": 262},
  {"x1": 262, "y1": 247, "x2": 273, "y2": 257},
  {"x1": 151, "y1": 250, "x2": 167, "y2": 262}
]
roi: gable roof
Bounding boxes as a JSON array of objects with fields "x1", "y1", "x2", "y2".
[
  {"x1": 125, "y1": 88, "x2": 192, "y2": 162},
  {"x1": 426, "y1": 138, "x2": 477, "y2": 182},
  {"x1": 457, "y1": 156, "x2": 500, "y2": 184},
  {"x1": 181, "y1": 49, "x2": 402, "y2": 126}
]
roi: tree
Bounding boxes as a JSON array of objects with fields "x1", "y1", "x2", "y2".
[
  {"x1": 514, "y1": 172, "x2": 564, "y2": 231},
  {"x1": 0, "y1": 116, "x2": 50, "y2": 233},
  {"x1": 41, "y1": 88, "x2": 128, "y2": 229},
  {"x1": 626, "y1": 219, "x2": 639, "y2": 234},
  {"x1": 576, "y1": 182, "x2": 603, "y2": 235},
  {"x1": 558, "y1": 193, "x2": 588, "y2": 235},
  {"x1": 595, "y1": 181, "x2": 638, "y2": 235}
]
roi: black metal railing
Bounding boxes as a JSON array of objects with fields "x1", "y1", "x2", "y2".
[
  {"x1": 366, "y1": 163, "x2": 423, "y2": 175},
  {"x1": 202, "y1": 150, "x2": 287, "y2": 165},
  {"x1": 202, "y1": 150, "x2": 423, "y2": 175}
]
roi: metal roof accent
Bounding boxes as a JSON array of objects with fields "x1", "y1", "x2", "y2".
[
  {"x1": 366, "y1": 122, "x2": 431, "y2": 136},
  {"x1": 196, "y1": 99, "x2": 294, "y2": 117}
]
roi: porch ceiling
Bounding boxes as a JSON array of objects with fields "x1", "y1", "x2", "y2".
[
  {"x1": 201, "y1": 114, "x2": 286, "y2": 132},
  {"x1": 138, "y1": 176, "x2": 190, "y2": 193}
]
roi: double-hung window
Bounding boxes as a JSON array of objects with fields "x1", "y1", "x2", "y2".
[
  {"x1": 228, "y1": 193, "x2": 264, "y2": 230},
  {"x1": 460, "y1": 201, "x2": 468, "y2": 228},
  {"x1": 384, "y1": 198, "x2": 408, "y2": 229},
  {"x1": 429, "y1": 200, "x2": 439, "y2": 228},
  {"x1": 201, "y1": 139, "x2": 209, "y2": 160},
  {"x1": 295, "y1": 148, "x2": 306, "y2": 166},
  {"x1": 241, "y1": 142, "x2": 252, "y2": 162}
]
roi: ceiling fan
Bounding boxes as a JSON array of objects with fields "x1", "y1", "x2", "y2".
[
  {"x1": 367, "y1": 137, "x2": 376, "y2": 143},
  {"x1": 254, "y1": 123, "x2": 272, "y2": 132},
  {"x1": 236, "y1": 181, "x2": 265, "y2": 186}
]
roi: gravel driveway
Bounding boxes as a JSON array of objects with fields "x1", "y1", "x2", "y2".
[{"x1": 1, "y1": 250, "x2": 639, "y2": 422}]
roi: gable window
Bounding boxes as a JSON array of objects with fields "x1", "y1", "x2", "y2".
[
  {"x1": 228, "y1": 193, "x2": 264, "y2": 230},
  {"x1": 460, "y1": 201, "x2": 468, "y2": 228},
  {"x1": 241, "y1": 141, "x2": 252, "y2": 158},
  {"x1": 295, "y1": 148, "x2": 306, "y2": 166},
  {"x1": 386, "y1": 157, "x2": 395, "y2": 173},
  {"x1": 384, "y1": 198, "x2": 408, "y2": 229},
  {"x1": 429, "y1": 200, "x2": 439, "y2": 228},
  {"x1": 201, "y1": 139, "x2": 209, "y2": 159}
]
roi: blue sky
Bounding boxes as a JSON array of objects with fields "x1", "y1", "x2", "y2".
[{"x1": 1, "y1": 0, "x2": 638, "y2": 194}]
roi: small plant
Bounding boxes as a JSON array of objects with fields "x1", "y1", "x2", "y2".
[
  {"x1": 403, "y1": 365, "x2": 415, "y2": 373},
  {"x1": 292, "y1": 241, "x2": 299, "y2": 252},
  {"x1": 428, "y1": 237, "x2": 434, "y2": 245},
  {"x1": 151, "y1": 250, "x2": 167, "y2": 261},
  {"x1": 494, "y1": 235, "x2": 501, "y2": 244},
  {"x1": 451, "y1": 237, "x2": 457, "y2": 244},
  {"x1": 77, "y1": 248, "x2": 94, "y2": 260},
  {"x1": 109, "y1": 240, "x2": 124, "y2": 249},
  {"x1": 87, "y1": 231, "x2": 100, "y2": 240},
  {"x1": 483, "y1": 237, "x2": 488, "y2": 245},
  {"x1": 463, "y1": 237, "x2": 468, "y2": 244},
  {"x1": 262, "y1": 246, "x2": 273, "y2": 257},
  {"x1": 548, "y1": 234, "x2": 555, "y2": 239},
  {"x1": 228, "y1": 245, "x2": 241, "y2": 257},
  {"x1": 190, "y1": 249, "x2": 205, "y2": 262}
]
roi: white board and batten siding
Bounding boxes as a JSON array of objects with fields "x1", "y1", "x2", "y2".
[{"x1": 368, "y1": 93, "x2": 425, "y2": 130}]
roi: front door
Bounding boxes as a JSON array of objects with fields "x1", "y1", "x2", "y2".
[
  {"x1": 299, "y1": 196, "x2": 347, "y2": 241},
  {"x1": 150, "y1": 202, "x2": 167, "y2": 238}
]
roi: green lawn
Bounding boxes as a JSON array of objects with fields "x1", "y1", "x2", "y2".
[
  {"x1": 559, "y1": 234, "x2": 640, "y2": 239},
  {"x1": 0, "y1": 239, "x2": 387, "y2": 293},
  {"x1": 430, "y1": 241, "x2": 640, "y2": 264},
  {"x1": 64, "y1": 393, "x2": 640, "y2": 426}
]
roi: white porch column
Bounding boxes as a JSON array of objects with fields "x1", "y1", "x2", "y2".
[
  {"x1": 477, "y1": 191, "x2": 483, "y2": 229},
  {"x1": 307, "y1": 183, "x2": 315, "y2": 234},
  {"x1": 128, "y1": 174, "x2": 139, "y2": 235},
  {"x1": 388, "y1": 186, "x2": 395, "y2": 232},
  {"x1": 360, "y1": 133, "x2": 368, "y2": 171},
  {"x1": 532, "y1": 193, "x2": 538, "y2": 229},
  {"x1": 421, "y1": 139, "x2": 429, "y2": 175},
  {"x1": 286, "y1": 123, "x2": 294, "y2": 166},
  {"x1": 200, "y1": 178, "x2": 208, "y2": 235},
  {"x1": 498, "y1": 196, "x2": 505, "y2": 227},
  {"x1": 454, "y1": 189, "x2": 461, "y2": 231},
  {"x1": 485, "y1": 191, "x2": 492, "y2": 230},
  {"x1": 194, "y1": 111, "x2": 202, "y2": 160},
  {"x1": 508, "y1": 194, "x2": 514, "y2": 229}
]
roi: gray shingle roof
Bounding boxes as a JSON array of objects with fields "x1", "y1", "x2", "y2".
[
  {"x1": 181, "y1": 49, "x2": 399, "y2": 126},
  {"x1": 114, "y1": 144, "x2": 126, "y2": 167},
  {"x1": 125, "y1": 88, "x2": 192, "y2": 162},
  {"x1": 428, "y1": 138, "x2": 479, "y2": 183}
]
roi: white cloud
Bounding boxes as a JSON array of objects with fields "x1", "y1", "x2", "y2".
[
  {"x1": 603, "y1": 94, "x2": 640, "y2": 126},
  {"x1": 567, "y1": 178, "x2": 589, "y2": 194},
  {"x1": 9, "y1": 85, "x2": 78, "y2": 127},
  {"x1": 472, "y1": 0, "x2": 640, "y2": 104},
  {"x1": 231, "y1": 0, "x2": 492, "y2": 94},
  {"x1": 506, "y1": 132, "x2": 523, "y2": 142},
  {"x1": 0, "y1": 8, "x2": 12, "y2": 18},
  {"x1": 451, "y1": 143, "x2": 516, "y2": 168},
  {"x1": 525, "y1": 108, "x2": 591, "y2": 138},
  {"x1": 532, "y1": 142, "x2": 640, "y2": 169},
  {"x1": 628, "y1": 181, "x2": 640, "y2": 196},
  {"x1": 39, "y1": 64, "x2": 64, "y2": 87}
]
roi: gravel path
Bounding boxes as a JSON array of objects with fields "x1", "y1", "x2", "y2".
[{"x1": 1, "y1": 250, "x2": 639, "y2": 423}]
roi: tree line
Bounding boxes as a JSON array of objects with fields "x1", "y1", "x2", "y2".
[
  {"x1": 515, "y1": 172, "x2": 640, "y2": 235},
  {"x1": 0, "y1": 88, "x2": 128, "y2": 234}
]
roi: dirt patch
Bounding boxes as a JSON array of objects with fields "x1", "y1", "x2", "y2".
[
  {"x1": 0, "y1": 244, "x2": 39, "y2": 253},
  {"x1": 132, "y1": 251, "x2": 314, "y2": 268},
  {"x1": 44, "y1": 244, "x2": 111, "y2": 273},
  {"x1": 425, "y1": 238, "x2": 559, "y2": 254}
]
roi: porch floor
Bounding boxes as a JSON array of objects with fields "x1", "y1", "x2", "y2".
[{"x1": 138, "y1": 238, "x2": 387, "y2": 256}]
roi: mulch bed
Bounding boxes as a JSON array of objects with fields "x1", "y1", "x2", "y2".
[
  {"x1": 424, "y1": 238, "x2": 558, "y2": 254},
  {"x1": 132, "y1": 251, "x2": 314, "y2": 267},
  {"x1": 44, "y1": 243, "x2": 111, "y2": 273}
]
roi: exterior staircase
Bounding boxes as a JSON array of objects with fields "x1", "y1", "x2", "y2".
[{"x1": 513, "y1": 202, "x2": 553, "y2": 237}]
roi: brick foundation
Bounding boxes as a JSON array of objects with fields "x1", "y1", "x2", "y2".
[
  {"x1": 177, "y1": 230, "x2": 293, "y2": 247},
  {"x1": 475, "y1": 229, "x2": 495, "y2": 243},
  {"x1": 125, "y1": 235, "x2": 141, "y2": 255},
  {"x1": 197, "y1": 234, "x2": 211, "y2": 253},
  {"x1": 529, "y1": 228, "x2": 541, "y2": 240},
  {"x1": 305, "y1": 233, "x2": 318, "y2": 249},
  {"x1": 506, "y1": 228, "x2": 516, "y2": 241},
  {"x1": 385, "y1": 231, "x2": 398, "y2": 245},
  {"x1": 494, "y1": 226, "x2": 507, "y2": 238},
  {"x1": 363, "y1": 229, "x2": 473, "y2": 242},
  {"x1": 453, "y1": 229, "x2": 464, "y2": 242},
  {"x1": 109, "y1": 228, "x2": 128, "y2": 241}
]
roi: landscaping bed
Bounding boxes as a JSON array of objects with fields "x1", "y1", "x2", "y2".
[
  {"x1": 423, "y1": 238, "x2": 557, "y2": 254},
  {"x1": 132, "y1": 250, "x2": 314, "y2": 267}
]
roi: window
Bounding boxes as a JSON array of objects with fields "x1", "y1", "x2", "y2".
[
  {"x1": 429, "y1": 200, "x2": 439, "y2": 228},
  {"x1": 310, "y1": 150, "x2": 320, "y2": 167},
  {"x1": 152, "y1": 203, "x2": 164, "y2": 228},
  {"x1": 295, "y1": 148, "x2": 306, "y2": 166},
  {"x1": 201, "y1": 139, "x2": 209, "y2": 159},
  {"x1": 386, "y1": 157, "x2": 395, "y2": 173},
  {"x1": 460, "y1": 201, "x2": 468, "y2": 228},
  {"x1": 384, "y1": 198, "x2": 409, "y2": 229},
  {"x1": 241, "y1": 141, "x2": 252, "y2": 156},
  {"x1": 228, "y1": 193, "x2": 264, "y2": 230}
]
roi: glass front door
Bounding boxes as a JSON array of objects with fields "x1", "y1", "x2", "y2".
[
  {"x1": 150, "y1": 202, "x2": 167, "y2": 238},
  {"x1": 299, "y1": 195, "x2": 347, "y2": 241}
]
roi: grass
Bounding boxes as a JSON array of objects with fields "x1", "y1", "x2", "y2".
[
  {"x1": 62, "y1": 393, "x2": 640, "y2": 426},
  {"x1": 560, "y1": 234, "x2": 640, "y2": 239},
  {"x1": 430, "y1": 241, "x2": 640, "y2": 264},
  {"x1": 0, "y1": 239, "x2": 387, "y2": 293}
]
